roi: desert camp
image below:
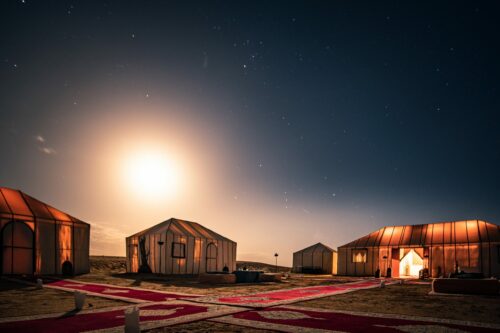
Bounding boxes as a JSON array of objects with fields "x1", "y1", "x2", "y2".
[
  {"x1": 1, "y1": 188, "x2": 499, "y2": 331},
  {"x1": 0, "y1": 187, "x2": 90, "y2": 275},
  {"x1": 292, "y1": 242, "x2": 337, "y2": 274},
  {"x1": 2, "y1": 1, "x2": 500, "y2": 332},
  {"x1": 337, "y1": 220, "x2": 500, "y2": 278},
  {"x1": 125, "y1": 218, "x2": 237, "y2": 275}
]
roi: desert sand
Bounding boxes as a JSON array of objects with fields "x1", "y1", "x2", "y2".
[{"x1": 0, "y1": 256, "x2": 498, "y2": 332}]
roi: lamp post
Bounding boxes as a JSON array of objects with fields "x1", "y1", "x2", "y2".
[
  {"x1": 274, "y1": 253, "x2": 279, "y2": 273},
  {"x1": 157, "y1": 241, "x2": 164, "y2": 274}
]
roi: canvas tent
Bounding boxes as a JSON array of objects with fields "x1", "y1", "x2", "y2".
[
  {"x1": 337, "y1": 220, "x2": 500, "y2": 278},
  {"x1": 292, "y1": 242, "x2": 337, "y2": 274},
  {"x1": 126, "y1": 218, "x2": 237, "y2": 274},
  {"x1": 0, "y1": 187, "x2": 90, "y2": 275}
]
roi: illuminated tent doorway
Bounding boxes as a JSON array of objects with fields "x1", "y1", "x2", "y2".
[
  {"x1": 399, "y1": 249, "x2": 423, "y2": 277},
  {"x1": 338, "y1": 220, "x2": 500, "y2": 278}
]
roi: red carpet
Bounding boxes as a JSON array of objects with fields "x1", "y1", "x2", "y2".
[
  {"x1": 194, "y1": 279, "x2": 391, "y2": 307},
  {"x1": 213, "y1": 305, "x2": 500, "y2": 332},
  {"x1": 0, "y1": 301, "x2": 244, "y2": 333},
  {"x1": 46, "y1": 279, "x2": 200, "y2": 303}
]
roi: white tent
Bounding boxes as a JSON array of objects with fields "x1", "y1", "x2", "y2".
[
  {"x1": 126, "y1": 218, "x2": 236, "y2": 274},
  {"x1": 337, "y1": 220, "x2": 500, "y2": 278},
  {"x1": 0, "y1": 187, "x2": 90, "y2": 275},
  {"x1": 292, "y1": 242, "x2": 337, "y2": 274}
]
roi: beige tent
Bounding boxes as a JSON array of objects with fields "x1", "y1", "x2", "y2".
[
  {"x1": 292, "y1": 242, "x2": 337, "y2": 274},
  {"x1": 0, "y1": 187, "x2": 90, "y2": 275},
  {"x1": 338, "y1": 220, "x2": 500, "y2": 278},
  {"x1": 126, "y1": 218, "x2": 236, "y2": 274}
]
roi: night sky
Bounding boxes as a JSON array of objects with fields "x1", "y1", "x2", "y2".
[{"x1": 1, "y1": 1, "x2": 499, "y2": 264}]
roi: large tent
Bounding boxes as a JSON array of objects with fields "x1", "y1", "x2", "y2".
[
  {"x1": 126, "y1": 218, "x2": 237, "y2": 274},
  {"x1": 0, "y1": 187, "x2": 90, "y2": 275},
  {"x1": 337, "y1": 220, "x2": 500, "y2": 278},
  {"x1": 292, "y1": 242, "x2": 337, "y2": 274}
]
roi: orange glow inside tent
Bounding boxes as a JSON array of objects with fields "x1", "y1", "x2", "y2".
[
  {"x1": 337, "y1": 220, "x2": 500, "y2": 278},
  {"x1": 0, "y1": 187, "x2": 90, "y2": 275}
]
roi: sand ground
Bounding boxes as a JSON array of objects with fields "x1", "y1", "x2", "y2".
[
  {"x1": 295, "y1": 283, "x2": 500, "y2": 324},
  {"x1": 0, "y1": 256, "x2": 498, "y2": 332},
  {"x1": 0, "y1": 279, "x2": 128, "y2": 318}
]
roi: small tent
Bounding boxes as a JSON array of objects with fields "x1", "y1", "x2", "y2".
[
  {"x1": 292, "y1": 242, "x2": 337, "y2": 274},
  {"x1": 337, "y1": 220, "x2": 500, "y2": 278},
  {"x1": 126, "y1": 218, "x2": 236, "y2": 274},
  {"x1": 0, "y1": 187, "x2": 90, "y2": 275}
]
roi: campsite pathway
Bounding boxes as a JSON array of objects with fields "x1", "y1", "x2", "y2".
[
  {"x1": 45, "y1": 279, "x2": 200, "y2": 303},
  {"x1": 191, "y1": 279, "x2": 393, "y2": 307},
  {"x1": 3, "y1": 277, "x2": 498, "y2": 332},
  {"x1": 212, "y1": 305, "x2": 500, "y2": 332},
  {"x1": 0, "y1": 301, "x2": 243, "y2": 333}
]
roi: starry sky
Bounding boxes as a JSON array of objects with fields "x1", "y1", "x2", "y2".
[{"x1": 1, "y1": 1, "x2": 499, "y2": 265}]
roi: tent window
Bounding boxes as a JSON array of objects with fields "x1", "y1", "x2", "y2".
[
  {"x1": 171, "y1": 242, "x2": 185, "y2": 258},
  {"x1": 352, "y1": 249, "x2": 367, "y2": 263}
]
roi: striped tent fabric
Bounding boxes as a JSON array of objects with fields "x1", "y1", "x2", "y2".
[
  {"x1": 126, "y1": 218, "x2": 236, "y2": 274},
  {"x1": 292, "y1": 242, "x2": 337, "y2": 274},
  {"x1": 0, "y1": 187, "x2": 90, "y2": 275},
  {"x1": 337, "y1": 220, "x2": 500, "y2": 278}
]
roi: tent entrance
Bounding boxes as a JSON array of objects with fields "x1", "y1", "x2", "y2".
[
  {"x1": 62, "y1": 260, "x2": 73, "y2": 276},
  {"x1": 206, "y1": 243, "x2": 217, "y2": 272},
  {"x1": 399, "y1": 249, "x2": 423, "y2": 277}
]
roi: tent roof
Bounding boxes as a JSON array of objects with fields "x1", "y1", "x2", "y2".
[
  {"x1": 294, "y1": 242, "x2": 336, "y2": 254},
  {"x1": 0, "y1": 187, "x2": 89, "y2": 226},
  {"x1": 339, "y1": 220, "x2": 500, "y2": 248},
  {"x1": 127, "y1": 217, "x2": 235, "y2": 243}
]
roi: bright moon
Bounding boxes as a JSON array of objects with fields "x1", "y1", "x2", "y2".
[{"x1": 123, "y1": 150, "x2": 180, "y2": 200}]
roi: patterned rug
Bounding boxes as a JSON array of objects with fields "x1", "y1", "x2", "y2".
[
  {"x1": 212, "y1": 305, "x2": 500, "y2": 332},
  {"x1": 46, "y1": 279, "x2": 200, "y2": 303},
  {"x1": 0, "y1": 301, "x2": 245, "y2": 333},
  {"x1": 192, "y1": 279, "x2": 393, "y2": 307}
]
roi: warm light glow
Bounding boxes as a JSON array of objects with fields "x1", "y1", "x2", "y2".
[
  {"x1": 399, "y1": 249, "x2": 423, "y2": 277},
  {"x1": 352, "y1": 250, "x2": 367, "y2": 263},
  {"x1": 123, "y1": 150, "x2": 180, "y2": 200}
]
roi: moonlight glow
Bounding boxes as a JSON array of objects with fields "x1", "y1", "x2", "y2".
[{"x1": 123, "y1": 150, "x2": 180, "y2": 200}]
